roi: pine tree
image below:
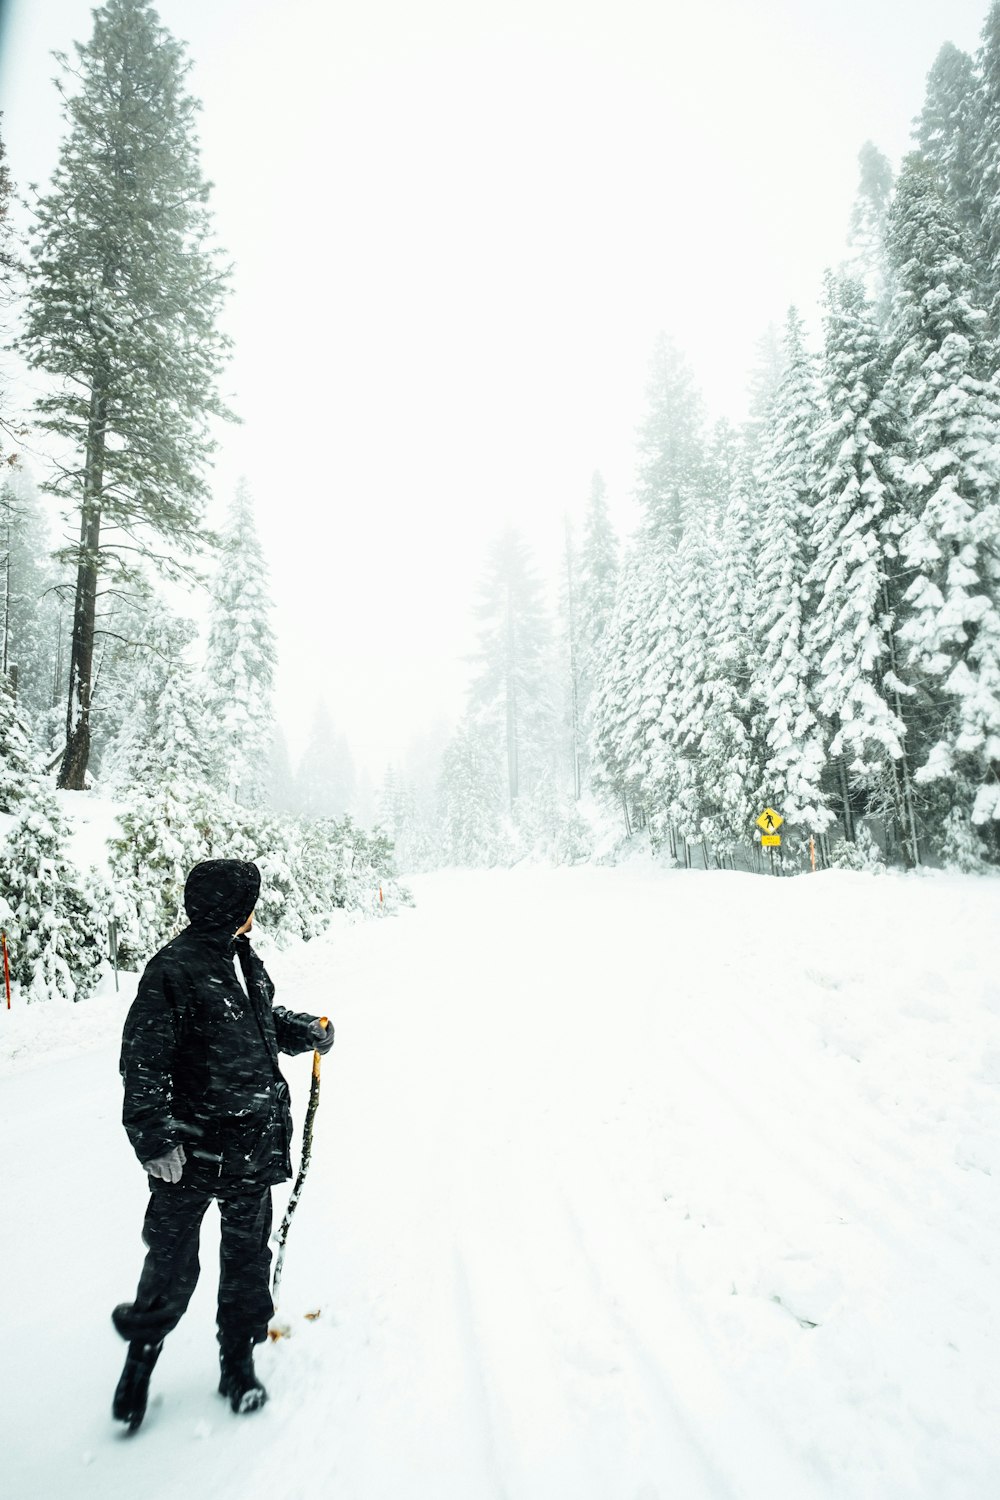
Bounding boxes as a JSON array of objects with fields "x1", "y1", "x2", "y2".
[
  {"x1": 886, "y1": 155, "x2": 1000, "y2": 847},
  {"x1": 973, "y1": 1, "x2": 1000, "y2": 318},
  {"x1": 0, "y1": 117, "x2": 17, "y2": 463},
  {"x1": 743, "y1": 323, "x2": 784, "y2": 459},
  {"x1": 0, "y1": 673, "x2": 41, "y2": 811},
  {"x1": 709, "y1": 452, "x2": 766, "y2": 854},
  {"x1": 204, "y1": 484, "x2": 277, "y2": 807},
  {"x1": 102, "y1": 608, "x2": 213, "y2": 792},
  {"x1": 753, "y1": 309, "x2": 830, "y2": 837},
  {"x1": 575, "y1": 472, "x2": 619, "y2": 793},
  {"x1": 19, "y1": 0, "x2": 233, "y2": 788},
  {"x1": 470, "y1": 527, "x2": 555, "y2": 812},
  {"x1": 0, "y1": 788, "x2": 107, "y2": 1001},
  {"x1": 916, "y1": 44, "x2": 982, "y2": 242},
  {"x1": 807, "y1": 274, "x2": 918, "y2": 860},
  {"x1": 437, "y1": 716, "x2": 507, "y2": 866},
  {"x1": 591, "y1": 543, "x2": 667, "y2": 837},
  {"x1": 267, "y1": 725, "x2": 297, "y2": 814},
  {"x1": 295, "y1": 701, "x2": 356, "y2": 820},
  {"x1": 635, "y1": 334, "x2": 706, "y2": 543},
  {"x1": 845, "y1": 141, "x2": 895, "y2": 318},
  {"x1": 1, "y1": 469, "x2": 60, "y2": 717}
]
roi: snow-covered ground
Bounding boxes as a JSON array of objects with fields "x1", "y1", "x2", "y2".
[{"x1": 3, "y1": 863, "x2": 999, "y2": 1500}]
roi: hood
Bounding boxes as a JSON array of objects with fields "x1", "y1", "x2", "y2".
[{"x1": 183, "y1": 859, "x2": 261, "y2": 936}]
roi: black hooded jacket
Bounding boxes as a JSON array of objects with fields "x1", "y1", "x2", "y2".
[{"x1": 120, "y1": 860, "x2": 321, "y2": 1189}]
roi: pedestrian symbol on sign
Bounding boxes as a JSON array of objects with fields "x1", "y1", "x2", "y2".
[{"x1": 756, "y1": 807, "x2": 784, "y2": 833}]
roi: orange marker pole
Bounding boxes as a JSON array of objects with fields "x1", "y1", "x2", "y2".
[
  {"x1": 1, "y1": 931, "x2": 10, "y2": 1009},
  {"x1": 809, "y1": 836, "x2": 816, "y2": 872}
]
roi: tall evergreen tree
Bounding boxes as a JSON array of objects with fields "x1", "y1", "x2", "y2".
[
  {"x1": 886, "y1": 155, "x2": 1000, "y2": 847},
  {"x1": 576, "y1": 471, "x2": 619, "y2": 791},
  {"x1": 635, "y1": 334, "x2": 706, "y2": 543},
  {"x1": 295, "y1": 701, "x2": 356, "y2": 820},
  {"x1": 203, "y1": 484, "x2": 277, "y2": 807},
  {"x1": 19, "y1": 0, "x2": 233, "y2": 788},
  {"x1": 102, "y1": 609, "x2": 212, "y2": 792},
  {"x1": 1, "y1": 468, "x2": 61, "y2": 717},
  {"x1": 753, "y1": 309, "x2": 830, "y2": 835},
  {"x1": 0, "y1": 117, "x2": 17, "y2": 464},
  {"x1": 972, "y1": 1, "x2": 1000, "y2": 318},
  {"x1": 845, "y1": 141, "x2": 895, "y2": 318},
  {"x1": 437, "y1": 715, "x2": 507, "y2": 866},
  {"x1": 916, "y1": 43, "x2": 982, "y2": 243},
  {"x1": 807, "y1": 274, "x2": 918, "y2": 859},
  {"x1": 470, "y1": 527, "x2": 554, "y2": 812},
  {"x1": 0, "y1": 673, "x2": 41, "y2": 811}
]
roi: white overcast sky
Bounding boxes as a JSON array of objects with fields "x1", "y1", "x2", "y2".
[{"x1": 0, "y1": 0, "x2": 992, "y2": 778}]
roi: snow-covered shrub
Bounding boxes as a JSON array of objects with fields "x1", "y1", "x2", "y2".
[
  {"x1": 0, "y1": 790, "x2": 107, "y2": 1001},
  {"x1": 109, "y1": 783, "x2": 409, "y2": 959},
  {"x1": 941, "y1": 807, "x2": 993, "y2": 874},
  {"x1": 108, "y1": 778, "x2": 217, "y2": 966},
  {"x1": 827, "y1": 825, "x2": 885, "y2": 873}
]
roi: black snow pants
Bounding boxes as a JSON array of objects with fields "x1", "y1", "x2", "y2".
[{"x1": 115, "y1": 1180, "x2": 274, "y2": 1348}]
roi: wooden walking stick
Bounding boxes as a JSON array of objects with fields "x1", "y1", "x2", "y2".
[{"x1": 271, "y1": 1017, "x2": 330, "y2": 1322}]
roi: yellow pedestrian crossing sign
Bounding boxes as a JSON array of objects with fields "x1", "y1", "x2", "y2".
[{"x1": 756, "y1": 807, "x2": 784, "y2": 833}]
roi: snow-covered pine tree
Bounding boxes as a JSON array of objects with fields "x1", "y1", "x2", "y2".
[
  {"x1": 636, "y1": 334, "x2": 706, "y2": 546},
  {"x1": 807, "y1": 273, "x2": 918, "y2": 862},
  {"x1": 886, "y1": 155, "x2": 1000, "y2": 853},
  {"x1": 591, "y1": 543, "x2": 669, "y2": 840},
  {"x1": 470, "y1": 526, "x2": 556, "y2": 815},
  {"x1": 294, "y1": 701, "x2": 357, "y2": 820},
  {"x1": 19, "y1": 0, "x2": 233, "y2": 789},
  {"x1": 0, "y1": 468, "x2": 62, "y2": 722},
  {"x1": 204, "y1": 483, "x2": 277, "y2": 807},
  {"x1": 709, "y1": 451, "x2": 766, "y2": 857},
  {"x1": 668, "y1": 480, "x2": 725, "y2": 856},
  {"x1": 972, "y1": 1, "x2": 1000, "y2": 319},
  {"x1": 916, "y1": 43, "x2": 983, "y2": 246},
  {"x1": 106, "y1": 610, "x2": 214, "y2": 792},
  {"x1": 437, "y1": 715, "x2": 508, "y2": 866},
  {"x1": 753, "y1": 309, "x2": 830, "y2": 840},
  {"x1": 266, "y1": 725, "x2": 297, "y2": 814},
  {"x1": 0, "y1": 117, "x2": 15, "y2": 461},
  {"x1": 108, "y1": 779, "x2": 216, "y2": 965},
  {"x1": 0, "y1": 671, "x2": 42, "y2": 811},
  {"x1": 845, "y1": 142, "x2": 895, "y2": 321},
  {"x1": 743, "y1": 324, "x2": 785, "y2": 460},
  {"x1": 0, "y1": 788, "x2": 107, "y2": 1001},
  {"x1": 575, "y1": 473, "x2": 619, "y2": 792}
]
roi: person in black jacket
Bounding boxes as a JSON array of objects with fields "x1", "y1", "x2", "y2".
[{"x1": 111, "y1": 858, "x2": 334, "y2": 1430}]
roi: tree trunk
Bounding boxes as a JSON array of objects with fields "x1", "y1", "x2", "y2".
[
  {"x1": 59, "y1": 380, "x2": 106, "y2": 790},
  {"x1": 880, "y1": 584, "x2": 920, "y2": 868},
  {"x1": 838, "y1": 756, "x2": 855, "y2": 842}
]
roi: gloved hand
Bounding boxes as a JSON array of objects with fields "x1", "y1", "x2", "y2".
[
  {"x1": 309, "y1": 1018, "x2": 334, "y2": 1055},
  {"x1": 143, "y1": 1144, "x2": 186, "y2": 1183}
]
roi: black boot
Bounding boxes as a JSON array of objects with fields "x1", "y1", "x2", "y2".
[
  {"x1": 112, "y1": 1340, "x2": 163, "y2": 1431},
  {"x1": 218, "y1": 1339, "x2": 268, "y2": 1414}
]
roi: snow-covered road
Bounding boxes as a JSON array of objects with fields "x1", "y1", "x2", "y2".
[{"x1": 4, "y1": 866, "x2": 1000, "y2": 1499}]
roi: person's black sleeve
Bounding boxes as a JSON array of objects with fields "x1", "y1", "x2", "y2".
[
  {"x1": 235, "y1": 934, "x2": 328, "y2": 1055},
  {"x1": 120, "y1": 957, "x2": 181, "y2": 1166}
]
